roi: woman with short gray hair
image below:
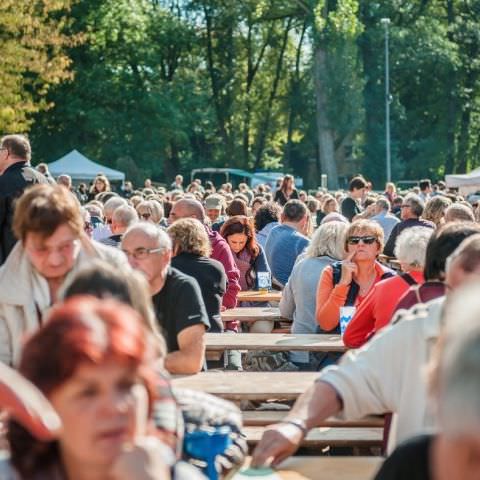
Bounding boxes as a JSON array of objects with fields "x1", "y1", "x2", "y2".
[
  {"x1": 280, "y1": 221, "x2": 348, "y2": 369},
  {"x1": 343, "y1": 227, "x2": 432, "y2": 348}
]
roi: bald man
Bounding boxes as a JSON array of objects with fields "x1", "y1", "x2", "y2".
[{"x1": 169, "y1": 198, "x2": 241, "y2": 311}]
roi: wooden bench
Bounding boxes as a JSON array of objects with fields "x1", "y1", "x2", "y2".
[
  {"x1": 205, "y1": 333, "x2": 346, "y2": 352},
  {"x1": 221, "y1": 307, "x2": 288, "y2": 323},
  {"x1": 242, "y1": 410, "x2": 384, "y2": 428},
  {"x1": 172, "y1": 371, "x2": 318, "y2": 401},
  {"x1": 238, "y1": 456, "x2": 383, "y2": 480},
  {"x1": 237, "y1": 290, "x2": 282, "y2": 303},
  {"x1": 243, "y1": 426, "x2": 384, "y2": 448}
]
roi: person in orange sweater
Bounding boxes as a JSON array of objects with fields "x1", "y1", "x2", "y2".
[
  {"x1": 316, "y1": 220, "x2": 395, "y2": 333},
  {"x1": 343, "y1": 227, "x2": 433, "y2": 348}
]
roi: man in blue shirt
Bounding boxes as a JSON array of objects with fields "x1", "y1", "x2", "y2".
[
  {"x1": 265, "y1": 200, "x2": 310, "y2": 286},
  {"x1": 371, "y1": 198, "x2": 400, "y2": 242}
]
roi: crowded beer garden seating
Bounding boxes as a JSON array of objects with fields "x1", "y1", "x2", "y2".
[{"x1": 2, "y1": 137, "x2": 480, "y2": 479}]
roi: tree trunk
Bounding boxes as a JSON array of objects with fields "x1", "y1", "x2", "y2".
[
  {"x1": 313, "y1": 45, "x2": 338, "y2": 189},
  {"x1": 254, "y1": 18, "x2": 292, "y2": 169},
  {"x1": 445, "y1": 0, "x2": 456, "y2": 174},
  {"x1": 285, "y1": 21, "x2": 307, "y2": 172}
]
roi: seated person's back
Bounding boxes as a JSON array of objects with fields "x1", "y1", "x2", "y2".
[{"x1": 265, "y1": 200, "x2": 310, "y2": 286}]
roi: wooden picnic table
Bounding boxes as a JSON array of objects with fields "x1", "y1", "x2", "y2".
[
  {"x1": 172, "y1": 371, "x2": 318, "y2": 401},
  {"x1": 244, "y1": 426, "x2": 384, "y2": 448},
  {"x1": 221, "y1": 307, "x2": 288, "y2": 323},
  {"x1": 235, "y1": 456, "x2": 382, "y2": 480},
  {"x1": 205, "y1": 333, "x2": 346, "y2": 353},
  {"x1": 242, "y1": 410, "x2": 384, "y2": 428},
  {"x1": 237, "y1": 290, "x2": 282, "y2": 303}
]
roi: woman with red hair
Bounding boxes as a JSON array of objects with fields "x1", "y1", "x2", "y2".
[{"x1": 3, "y1": 297, "x2": 203, "y2": 480}]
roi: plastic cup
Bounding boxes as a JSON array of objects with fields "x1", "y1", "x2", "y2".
[{"x1": 339, "y1": 306, "x2": 356, "y2": 336}]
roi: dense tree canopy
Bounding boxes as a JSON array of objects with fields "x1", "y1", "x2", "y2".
[{"x1": 2, "y1": 0, "x2": 480, "y2": 188}]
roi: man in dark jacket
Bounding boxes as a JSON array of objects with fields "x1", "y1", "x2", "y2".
[
  {"x1": 0, "y1": 135, "x2": 47, "y2": 264},
  {"x1": 383, "y1": 194, "x2": 435, "y2": 257}
]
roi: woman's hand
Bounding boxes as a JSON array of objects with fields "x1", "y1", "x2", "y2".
[
  {"x1": 338, "y1": 251, "x2": 357, "y2": 285},
  {"x1": 0, "y1": 362, "x2": 61, "y2": 440}
]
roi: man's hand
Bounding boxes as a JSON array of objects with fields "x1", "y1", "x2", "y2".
[
  {"x1": 110, "y1": 437, "x2": 173, "y2": 480},
  {"x1": 0, "y1": 362, "x2": 61, "y2": 440},
  {"x1": 251, "y1": 422, "x2": 305, "y2": 468}
]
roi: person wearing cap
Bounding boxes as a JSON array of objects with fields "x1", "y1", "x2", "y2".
[{"x1": 205, "y1": 194, "x2": 225, "y2": 232}]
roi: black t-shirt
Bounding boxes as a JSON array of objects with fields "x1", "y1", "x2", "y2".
[
  {"x1": 341, "y1": 196, "x2": 362, "y2": 222},
  {"x1": 152, "y1": 267, "x2": 210, "y2": 352},
  {"x1": 374, "y1": 434, "x2": 433, "y2": 480},
  {"x1": 171, "y1": 252, "x2": 226, "y2": 333}
]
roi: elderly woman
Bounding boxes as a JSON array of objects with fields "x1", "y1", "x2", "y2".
[
  {"x1": 280, "y1": 221, "x2": 348, "y2": 369},
  {"x1": 168, "y1": 218, "x2": 226, "y2": 333},
  {"x1": 375, "y1": 282, "x2": 480, "y2": 480},
  {"x1": 423, "y1": 196, "x2": 452, "y2": 227},
  {"x1": 136, "y1": 200, "x2": 165, "y2": 225},
  {"x1": 315, "y1": 219, "x2": 395, "y2": 333},
  {"x1": 343, "y1": 227, "x2": 433, "y2": 348}
]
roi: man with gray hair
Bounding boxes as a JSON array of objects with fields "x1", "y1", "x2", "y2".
[
  {"x1": 100, "y1": 205, "x2": 138, "y2": 248},
  {"x1": 121, "y1": 222, "x2": 209, "y2": 374},
  {"x1": 384, "y1": 193, "x2": 434, "y2": 257},
  {"x1": 265, "y1": 199, "x2": 310, "y2": 286},
  {"x1": 371, "y1": 197, "x2": 400, "y2": 242},
  {"x1": 93, "y1": 195, "x2": 127, "y2": 242}
]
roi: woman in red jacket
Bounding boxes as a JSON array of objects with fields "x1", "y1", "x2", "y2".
[{"x1": 343, "y1": 226, "x2": 433, "y2": 348}]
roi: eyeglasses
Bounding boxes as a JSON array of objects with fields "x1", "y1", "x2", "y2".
[
  {"x1": 121, "y1": 247, "x2": 163, "y2": 260},
  {"x1": 139, "y1": 212, "x2": 151, "y2": 220},
  {"x1": 347, "y1": 236, "x2": 377, "y2": 245}
]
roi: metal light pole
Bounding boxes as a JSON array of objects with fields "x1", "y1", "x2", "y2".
[{"x1": 381, "y1": 18, "x2": 392, "y2": 183}]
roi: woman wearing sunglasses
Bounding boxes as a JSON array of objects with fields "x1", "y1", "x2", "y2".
[{"x1": 315, "y1": 220, "x2": 395, "y2": 334}]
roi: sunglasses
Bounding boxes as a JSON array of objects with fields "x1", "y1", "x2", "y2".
[
  {"x1": 140, "y1": 212, "x2": 151, "y2": 220},
  {"x1": 347, "y1": 236, "x2": 377, "y2": 245}
]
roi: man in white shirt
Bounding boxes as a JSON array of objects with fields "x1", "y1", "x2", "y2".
[{"x1": 252, "y1": 227, "x2": 480, "y2": 466}]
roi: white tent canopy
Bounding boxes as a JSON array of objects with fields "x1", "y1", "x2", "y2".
[
  {"x1": 47, "y1": 150, "x2": 125, "y2": 182},
  {"x1": 445, "y1": 167, "x2": 480, "y2": 196}
]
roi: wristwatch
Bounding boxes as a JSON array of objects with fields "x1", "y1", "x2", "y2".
[{"x1": 280, "y1": 418, "x2": 308, "y2": 436}]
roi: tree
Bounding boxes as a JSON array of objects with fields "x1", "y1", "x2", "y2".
[{"x1": 0, "y1": 0, "x2": 75, "y2": 132}]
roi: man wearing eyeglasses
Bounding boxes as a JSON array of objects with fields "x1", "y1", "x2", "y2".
[
  {"x1": 0, "y1": 134, "x2": 48, "y2": 265},
  {"x1": 383, "y1": 193, "x2": 435, "y2": 257},
  {"x1": 122, "y1": 223, "x2": 210, "y2": 374}
]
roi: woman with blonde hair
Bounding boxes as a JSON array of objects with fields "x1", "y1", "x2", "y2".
[
  {"x1": 423, "y1": 196, "x2": 452, "y2": 227},
  {"x1": 136, "y1": 200, "x2": 165, "y2": 225},
  {"x1": 280, "y1": 221, "x2": 349, "y2": 369},
  {"x1": 316, "y1": 219, "x2": 395, "y2": 333}
]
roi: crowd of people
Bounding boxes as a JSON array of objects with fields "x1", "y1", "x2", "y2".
[{"x1": 1, "y1": 133, "x2": 480, "y2": 479}]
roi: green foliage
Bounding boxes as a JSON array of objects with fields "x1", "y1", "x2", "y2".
[{"x1": 9, "y1": 0, "x2": 480, "y2": 188}]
